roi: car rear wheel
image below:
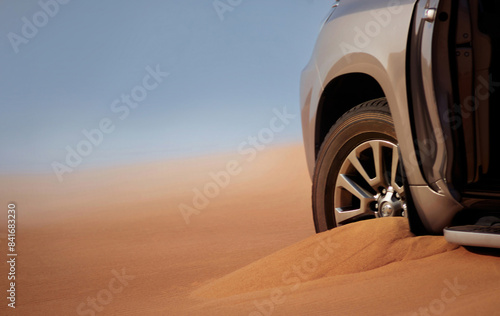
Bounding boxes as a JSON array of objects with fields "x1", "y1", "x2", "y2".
[{"x1": 312, "y1": 98, "x2": 407, "y2": 232}]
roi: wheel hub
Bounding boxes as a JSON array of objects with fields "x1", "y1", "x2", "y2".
[{"x1": 375, "y1": 186, "x2": 405, "y2": 218}]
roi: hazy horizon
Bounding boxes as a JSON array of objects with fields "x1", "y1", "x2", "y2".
[{"x1": 0, "y1": 1, "x2": 331, "y2": 176}]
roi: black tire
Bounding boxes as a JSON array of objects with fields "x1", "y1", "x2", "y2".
[{"x1": 312, "y1": 98, "x2": 406, "y2": 232}]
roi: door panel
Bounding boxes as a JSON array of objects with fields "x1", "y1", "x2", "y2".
[
  {"x1": 408, "y1": 0, "x2": 451, "y2": 190},
  {"x1": 409, "y1": 0, "x2": 493, "y2": 194}
]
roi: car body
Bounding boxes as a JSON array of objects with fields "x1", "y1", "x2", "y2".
[{"x1": 301, "y1": 0, "x2": 500, "y2": 247}]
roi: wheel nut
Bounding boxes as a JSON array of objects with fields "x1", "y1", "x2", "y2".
[
  {"x1": 375, "y1": 203, "x2": 379, "y2": 209},
  {"x1": 395, "y1": 192, "x2": 400, "y2": 199},
  {"x1": 382, "y1": 189, "x2": 387, "y2": 195}
]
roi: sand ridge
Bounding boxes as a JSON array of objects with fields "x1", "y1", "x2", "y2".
[{"x1": 193, "y1": 218, "x2": 460, "y2": 299}]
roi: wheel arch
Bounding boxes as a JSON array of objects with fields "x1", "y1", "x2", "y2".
[{"x1": 314, "y1": 73, "x2": 386, "y2": 158}]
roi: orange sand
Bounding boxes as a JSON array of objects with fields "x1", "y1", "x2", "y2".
[{"x1": 0, "y1": 144, "x2": 499, "y2": 315}]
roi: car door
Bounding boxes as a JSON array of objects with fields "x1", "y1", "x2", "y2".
[{"x1": 408, "y1": 0, "x2": 492, "y2": 196}]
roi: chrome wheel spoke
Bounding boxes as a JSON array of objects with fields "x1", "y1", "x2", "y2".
[
  {"x1": 337, "y1": 174, "x2": 375, "y2": 203},
  {"x1": 390, "y1": 146, "x2": 404, "y2": 195},
  {"x1": 335, "y1": 174, "x2": 376, "y2": 225},
  {"x1": 347, "y1": 152, "x2": 372, "y2": 186},
  {"x1": 335, "y1": 207, "x2": 371, "y2": 224},
  {"x1": 370, "y1": 141, "x2": 387, "y2": 188}
]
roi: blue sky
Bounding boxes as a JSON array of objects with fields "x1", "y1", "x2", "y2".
[{"x1": 0, "y1": 0, "x2": 332, "y2": 174}]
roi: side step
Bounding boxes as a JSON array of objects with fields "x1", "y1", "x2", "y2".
[{"x1": 444, "y1": 225, "x2": 500, "y2": 249}]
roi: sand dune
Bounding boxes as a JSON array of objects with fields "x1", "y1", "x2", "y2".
[
  {"x1": 1, "y1": 144, "x2": 499, "y2": 315},
  {"x1": 194, "y1": 218, "x2": 459, "y2": 299},
  {"x1": 193, "y1": 218, "x2": 500, "y2": 316}
]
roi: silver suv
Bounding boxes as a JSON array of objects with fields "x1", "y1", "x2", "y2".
[{"x1": 300, "y1": 0, "x2": 500, "y2": 248}]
